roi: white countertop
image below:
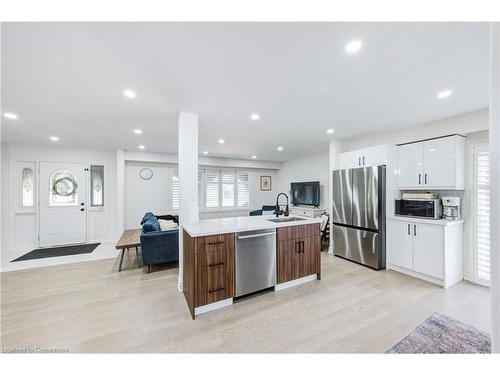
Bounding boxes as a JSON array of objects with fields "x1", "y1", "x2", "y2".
[
  {"x1": 183, "y1": 215, "x2": 322, "y2": 237},
  {"x1": 388, "y1": 215, "x2": 464, "y2": 226}
]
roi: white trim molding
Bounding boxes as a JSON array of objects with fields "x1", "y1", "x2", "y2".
[{"x1": 490, "y1": 22, "x2": 500, "y2": 353}]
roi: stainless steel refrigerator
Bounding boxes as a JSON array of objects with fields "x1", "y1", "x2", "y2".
[{"x1": 332, "y1": 166, "x2": 386, "y2": 270}]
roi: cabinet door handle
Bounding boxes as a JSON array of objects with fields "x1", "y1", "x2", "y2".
[
  {"x1": 295, "y1": 241, "x2": 300, "y2": 253},
  {"x1": 424, "y1": 173, "x2": 428, "y2": 185},
  {"x1": 208, "y1": 241, "x2": 225, "y2": 246},
  {"x1": 418, "y1": 174, "x2": 421, "y2": 185},
  {"x1": 414, "y1": 225, "x2": 417, "y2": 236},
  {"x1": 208, "y1": 262, "x2": 225, "y2": 268},
  {"x1": 407, "y1": 224, "x2": 410, "y2": 235},
  {"x1": 300, "y1": 241, "x2": 305, "y2": 253},
  {"x1": 209, "y1": 288, "x2": 225, "y2": 294},
  {"x1": 358, "y1": 157, "x2": 361, "y2": 166},
  {"x1": 362, "y1": 156, "x2": 365, "y2": 166}
]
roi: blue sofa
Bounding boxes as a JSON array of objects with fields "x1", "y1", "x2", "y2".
[
  {"x1": 249, "y1": 205, "x2": 283, "y2": 216},
  {"x1": 140, "y1": 212, "x2": 179, "y2": 272}
]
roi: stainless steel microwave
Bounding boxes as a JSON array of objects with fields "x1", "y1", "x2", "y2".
[{"x1": 394, "y1": 199, "x2": 442, "y2": 219}]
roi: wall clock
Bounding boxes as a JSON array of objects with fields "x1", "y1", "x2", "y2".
[{"x1": 139, "y1": 168, "x2": 153, "y2": 180}]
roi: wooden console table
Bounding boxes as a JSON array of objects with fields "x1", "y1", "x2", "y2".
[{"x1": 115, "y1": 229, "x2": 142, "y2": 272}]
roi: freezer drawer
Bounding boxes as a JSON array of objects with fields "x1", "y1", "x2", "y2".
[{"x1": 332, "y1": 225, "x2": 384, "y2": 270}]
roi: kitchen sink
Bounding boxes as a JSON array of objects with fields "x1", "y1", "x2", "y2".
[{"x1": 266, "y1": 217, "x2": 306, "y2": 223}]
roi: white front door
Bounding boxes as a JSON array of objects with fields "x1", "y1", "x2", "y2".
[{"x1": 39, "y1": 162, "x2": 87, "y2": 247}]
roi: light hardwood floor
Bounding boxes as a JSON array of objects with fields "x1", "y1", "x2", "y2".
[{"x1": 1, "y1": 251, "x2": 490, "y2": 353}]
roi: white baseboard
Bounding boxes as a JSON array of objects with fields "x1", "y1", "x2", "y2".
[
  {"x1": 275, "y1": 274, "x2": 318, "y2": 291},
  {"x1": 388, "y1": 264, "x2": 444, "y2": 287},
  {"x1": 194, "y1": 298, "x2": 233, "y2": 316}
]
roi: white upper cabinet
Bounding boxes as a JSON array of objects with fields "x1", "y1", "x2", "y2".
[
  {"x1": 397, "y1": 135, "x2": 465, "y2": 189},
  {"x1": 397, "y1": 143, "x2": 423, "y2": 188},
  {"x1": 340, "y1": 145, "x2": 391, "y2": 169}
]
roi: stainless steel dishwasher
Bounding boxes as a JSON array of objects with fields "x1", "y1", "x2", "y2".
[{"x1": 235, "y1": 228, "x2": 277, "y2": 297}]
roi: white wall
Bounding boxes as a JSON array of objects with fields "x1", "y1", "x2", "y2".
[
  {"x1": 1, "y1": 143, "x2": 117, "y2": 268},
  {"x1": 125, "y1": 161, "x2": 176, "y2": 229},
  {"x1": 124, "y1": 160, "x2": 279, "y2": 224},
  {"x1": 276, "y1": 152, "x2": 330, "y2": 210},
  {"x1": 345, "y1": 109, "x2": 488, "y2": 151}
]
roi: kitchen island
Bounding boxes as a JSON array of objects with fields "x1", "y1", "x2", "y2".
[{"x1": 182, "y1": 215, "x2": 322, "y2": 319}]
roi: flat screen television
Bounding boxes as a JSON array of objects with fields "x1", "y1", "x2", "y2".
[{"x1": 290, "y1": 181, "x2": 320, "y2": 207}]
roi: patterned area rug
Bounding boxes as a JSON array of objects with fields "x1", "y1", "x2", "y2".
[{"x1": 386, "y1": 312, "x2": 490, "y2": 353}]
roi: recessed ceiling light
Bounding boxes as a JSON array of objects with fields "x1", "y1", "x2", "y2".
[
  {"x1": 218, "y1": 139, "x2": 225, "y2": 144},
  {"x1": 277, "y1": 146, "x2": 284, "y2": 151},
  {"x1": 123, "y1": 89, "x2": 137, "y2": 98},
  {"x1": 252, "y1": 155, "x2": 257, "y2": 159},
  {"x1": 203, "y1": 151, "x2": 209, "y2": 155},
  {"x1": 326, "y1": 129, "x2": 335, "y2": 134},
  {"x1": 250, "y1": 113, "x2": 260, "y2": 121},
  {"x1": 49, "y1": 136, "x2": 59, "y2": 142},
  {"x1": 3, "y1": 112, "x2": 18, "y2": 120},
  {"x1": 139, "y1": 145, "x2": 145, "y2": 149},
  {"x1": 345, "y1": 40, "x2": 362, "y2": 54},
  {"x1": 437, "y1": 90, "x2": 452, "y2": 99},
  {"x1": 133, "y1": 129, "x2": 143, "y2": 134}
]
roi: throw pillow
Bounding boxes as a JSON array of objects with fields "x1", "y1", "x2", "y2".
[{"x1": 159, "y1": 219, "x2": 179, "y2": 231}]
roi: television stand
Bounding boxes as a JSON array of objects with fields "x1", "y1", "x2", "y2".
[{"x1": 290, "y1": 205, "x2": 326, "y2": 218}]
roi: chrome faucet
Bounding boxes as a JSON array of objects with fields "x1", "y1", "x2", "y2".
[{"x1": 275, "y1": 193, "x2": 289, "y2": 217}]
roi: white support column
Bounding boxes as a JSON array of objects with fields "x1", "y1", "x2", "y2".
[
  {"x1": 116, "y1": 149, "x2": 125, "y2": 238},
  {"x1": 328, "y1": 140, "x2": 345, "y2": 255},
  {"x1": 490, "y1": 22, "x2": 500, "y2": 354},
  {"x1": 178, "y1": 112, "x2": 200, "y2": 292}
]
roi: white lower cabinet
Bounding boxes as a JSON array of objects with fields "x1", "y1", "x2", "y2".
[
  {"x1": 387, "y1": 218, "x2": 463, "y2": 288},
  {"x1": 413, "y1": 223, "x2": 444, "y2": 279}
]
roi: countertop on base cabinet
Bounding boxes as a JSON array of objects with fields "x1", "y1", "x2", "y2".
[{"x1": 182, "y1": 217, "x2": 322, "y2": 319}]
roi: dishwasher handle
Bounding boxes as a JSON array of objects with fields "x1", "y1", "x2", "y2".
[{"x1": 237, "y1": 232, "x2": 276, "y2": 240}]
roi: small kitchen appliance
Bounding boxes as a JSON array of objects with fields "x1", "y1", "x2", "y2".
[{"x1": 441, "y1": 197, "x2": 461, "y2": 220}]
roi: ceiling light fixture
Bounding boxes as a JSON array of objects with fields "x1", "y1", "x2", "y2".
[
  {"x1": 3, "y1": 112, "x2": 18, "y2": 120},
  {"x1": 345, "y1": 40, "x2": 362, "y2": 54},
  {"x1": 218, "y1": 139, "x2": 225, "y2": 144},
  {"x1": 133, "y1": 129, "x2": 143, "y2": 134},
  {"x1": 49, "y1": 136, "x2": 59, "y2": 142},
  {"x1": 436, "y1": 90, "x2": 452, "y2": 99},
  {"x1": 139, "y1": 145, "x2": 145, "y2": 149},
  {"x1": 252, "y1": 155, "x2": 257, "y2": 159},
  {"x1": 123, "y1": 89, "x2": 137, "y2": 98},
  {"x1": 326, "y1": 129, "x2": 335, "y2": 134},
  {"x1": 203, "y1": 151, "x2": 209, "y2": 155},
  {"x1": 250, "y1": 113, "x2": 260, "y2": 121},
  {"x1": 277, "y1": 146, "x2": 284, "y2": 151}
]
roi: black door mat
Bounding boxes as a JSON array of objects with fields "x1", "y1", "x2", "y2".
[{"x1": 11, "y1": 243, "x2": 101, "y2": 262}]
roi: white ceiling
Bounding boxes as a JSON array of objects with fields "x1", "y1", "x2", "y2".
[{"x1": 1, "y1": 22, "x2": 489, "y2": 161}]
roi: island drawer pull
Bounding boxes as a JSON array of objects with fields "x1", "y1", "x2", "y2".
[
  {"x1": 209, "y1": 288, "x2": 225, "y2": 294},
  {"x1": 208, "y1": 241, "x2": 225, "y2": 246},
  {"x1": 208, "y1": 262, "x2": 225, "y2": 268}
]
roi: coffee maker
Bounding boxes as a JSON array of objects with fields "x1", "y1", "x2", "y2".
[{"x1": 441, "y1": 197, "x2": 461, "y2": 220}]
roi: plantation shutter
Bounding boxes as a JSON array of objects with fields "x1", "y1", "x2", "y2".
[
  {"x1": 205, "y1": 169, "x2": 220, "y2": 208},
  {"x1": 171, "y1": 168, "x2": 180, "y2": 211},
  {"x1": 237, "y1": 171, "x2": 250, "y2": 207},
  {"x1": 222, "y1": 170, "x2": 236, "y2": 207},
  {"x1": 475, "y1": 147, "x2": 490, "y2": 282}
]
